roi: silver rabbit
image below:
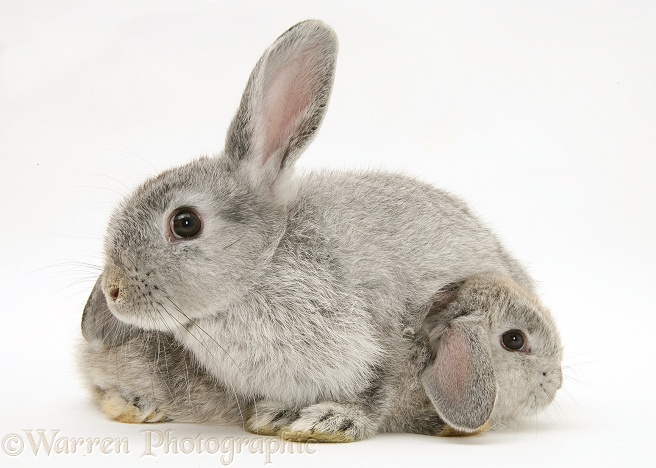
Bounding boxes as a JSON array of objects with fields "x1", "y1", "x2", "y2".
[{"x1": 79, "y1": 20, "x2": 563, "y2": 442}]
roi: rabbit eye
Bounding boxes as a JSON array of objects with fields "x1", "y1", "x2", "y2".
[
  {"x1": 170, "y1": 209, "x2": 202, "y2": 239},
  {"x1": 501, "y1": 330, "x2": 526, "y2": 352}
]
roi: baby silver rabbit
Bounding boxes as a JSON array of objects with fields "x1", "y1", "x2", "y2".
[{"x1": 80, "y1": 20, "x2": 563, "y2": 441}]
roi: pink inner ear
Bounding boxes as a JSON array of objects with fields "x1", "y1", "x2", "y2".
[
  {"x1": 435, "y1": 325, "x2": 473, "y2": 406},
  {"x1": 260, "y1": 46, "x2": 320, "y2": 163}
]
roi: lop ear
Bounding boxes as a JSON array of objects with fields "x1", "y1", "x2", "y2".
[
  {"x1": 223, "y1": 20, "x2": 338, "y2": 184},
  {"x1": 421, "y1": 298, "x2": 497, "y2": 433},
  {"x1": 81, "y1": 275, "x2": 134, "y2": 350}
]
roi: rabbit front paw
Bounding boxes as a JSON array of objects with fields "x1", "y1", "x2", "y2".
[
  {"x1": 246, "y1": 401, "x2": 300, "y2": 436},
  {"x1": 92, "y1": 386, "x2": 170, "y2": 424},
  {"x1": 247, "y1": 401, "x2": 372, "y2": 442}
]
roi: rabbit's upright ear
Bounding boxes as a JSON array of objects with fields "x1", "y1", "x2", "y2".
[
  {"x1": 223, "y1": 20, "x2": 338, "y2": 184},
  {"x1": 81, "y1": 275, "x2": 134, "y2": 351},
  {"x1": 421, "y1": 299, "x2": 497, "y2": 433}
]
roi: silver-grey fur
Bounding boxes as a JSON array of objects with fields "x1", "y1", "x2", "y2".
[{"x1": 79, "y1": 19, "x2": 563, "y2": 441}]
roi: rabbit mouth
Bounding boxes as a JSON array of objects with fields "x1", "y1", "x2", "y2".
[
  {"x1": 101, "y1": 291, "x2": 148, "y2": 328},
  {"x1": 489, "y1": 375, "x2": 562, "y2": 428},
  {"x1": 99, "y1": 278, "x2": 172, "y2": 332},
  {"x1": 104, "y1": 295, "x2": 190, "y2": 333}
]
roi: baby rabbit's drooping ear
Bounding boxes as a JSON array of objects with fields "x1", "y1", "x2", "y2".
[
  {"x1": 223, "y1": 20, "x2": 337, "y2": 190},
  {"x1": 420, "y1": 282, "x2": 497, "y2": 433},
  {"x1": 421, "y1": 273, "x2": 563, "y2": 434}
]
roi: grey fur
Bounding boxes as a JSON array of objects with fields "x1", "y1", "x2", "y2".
[{"x1": 79, "y1": 19, "x2": 563, "y2": 440}]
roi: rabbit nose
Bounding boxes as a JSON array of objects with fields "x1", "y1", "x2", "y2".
[
  {"x1": 101, "y1": 267, "x2": 123, "y2": 302},
  {"x1": 108, "y1": 286, "x2": 120, "y2": 301},
  {"x1": 543, "y1": 368, "x2": 563, "y2": 389}
]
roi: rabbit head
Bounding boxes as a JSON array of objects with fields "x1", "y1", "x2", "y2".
[
  {"x1": 100, "y1": 20, "x2": 337, "y2": 332},
  {"x1": 421, "y1": 273, "x2": 563, "y2": 434}
]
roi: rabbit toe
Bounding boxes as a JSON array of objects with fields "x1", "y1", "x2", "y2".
[
  {"x1": 246, "y1": 401, "x2": 300, "y2": 436},
  {"x1": 281, "y1": 402, "x2": 371, "y2": 443},
  {"x1": 93, "y1": 387, "x2": 170, "y2": 424}
]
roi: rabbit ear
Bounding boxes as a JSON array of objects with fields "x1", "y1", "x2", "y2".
[
  {"x1": 81, "y1": 275, "x2": 134, "y2": 351},
  {"x1": 421, "y1": 314, "x2": 497, "y2": 433},
  {"x1": 223, "y1": 20, "x2": 337, "y2": 184}
]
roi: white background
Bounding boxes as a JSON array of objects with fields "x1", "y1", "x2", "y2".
[{"x1": 1, "y1": 1, "x2": 655, "y2": 466}]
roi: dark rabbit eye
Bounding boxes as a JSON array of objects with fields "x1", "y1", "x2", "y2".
[
  {"x1": 170, "y1": 209, "x2": 202, "y2": 239},
  {"x1": 501, "y1": 330, "x2": 526, "y2": 352}
]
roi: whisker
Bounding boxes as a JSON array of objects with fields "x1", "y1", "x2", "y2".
[
  {"x1": 52, "y1": 234, "x2": 103, "y2": 240},
  {"x1": 156, "y1": 302, "x2": 248, "y2": 428},
  {"x1": 74, "y1": 185, "x2": 127, "y2": 199},
  {"x1": 95, "y1": 148, "x2": 159, "y2": 173},
  {"x1": 154, "y1": 304, "x2": 194, "y2": 405},
  {"x1": 30, "y1": 261, "x2": 103, "y2": 274},
  {"x1": 69, "y1": 173, "x2": 132, "y2": 192},
  {"x1": 556, "y1": 386, "x2": 579, "y2": 405},
  {"x1": 160, "y1": 295, "x2": 260, "y2": 418}
]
